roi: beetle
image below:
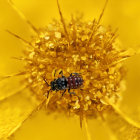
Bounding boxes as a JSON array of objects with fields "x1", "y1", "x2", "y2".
[{"x1": 43, "y1": 70, "x2": 84, "y2": 98}]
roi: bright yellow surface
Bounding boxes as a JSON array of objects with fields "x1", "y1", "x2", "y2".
[{"x1": 0, "y1": 0, "x2": 140, "y2": 140}]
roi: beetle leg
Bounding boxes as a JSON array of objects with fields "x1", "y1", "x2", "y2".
[
  {"x1": 62, "y1": 89, "x2": 66, "y2": 96},
  {"x1": 59, "y1": 70, "x2": 64, "y2": 77},
  {"x1": 68, "y1": 89, "x2": 75, "y2": 94},
  {"x1": 70, "y1": 73, "x2": 81, "y2": 76},
  {"x1": 46, "y1": 89, "x2": 51, "y2": 98},
  {"x1": 73, "y1": 73, "x2": 80, "y2": 75},
  {"x1": 80, "y1": 88, "x2": 84, "y2": 91},
  {"x1": 54, "y1": 69, "x2": 57, "y2": 78}
]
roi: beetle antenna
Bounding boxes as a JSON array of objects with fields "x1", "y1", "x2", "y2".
[{"x1": 43, "y1": 77, "x2": 50, "y2": 86}]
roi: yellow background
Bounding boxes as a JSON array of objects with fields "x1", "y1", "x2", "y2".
[{"x1": 0, "y1": 0, "x2": 140, "y2": 139}]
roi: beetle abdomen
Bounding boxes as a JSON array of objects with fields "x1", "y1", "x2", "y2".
[{"x1": 67, "y1": 75, "x2": 83, "y2": 89}]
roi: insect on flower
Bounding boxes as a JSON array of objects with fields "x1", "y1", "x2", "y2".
[
  {"x1": 1, "y1": 0, "x2": 140, "y2": 139},
  {"x1": 43, "y1": 70, "x2": 84, "y2": 98}
]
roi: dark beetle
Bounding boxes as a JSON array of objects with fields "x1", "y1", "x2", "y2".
[{"x1": 44, "y1": 70, "x2": 84, "y2": 98}]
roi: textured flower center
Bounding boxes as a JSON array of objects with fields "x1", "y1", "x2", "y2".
[{"x1": 22, "y1": 17, "x2": 127, "y2": 118}]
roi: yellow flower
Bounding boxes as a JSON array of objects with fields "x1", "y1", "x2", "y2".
[{"x1": 0, "y1": 0, "x2": 140, "y2": 140}]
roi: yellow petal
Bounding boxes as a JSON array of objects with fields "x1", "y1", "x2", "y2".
[
  {"x1": 105, "y1": 104, "x2": 140, "y2": 140},
  {"x1": 0, "y1": 89, "x2": 39, "y2": 139},
  {"x1": 0, "y1": 76, "x2": 26, "y2": 101}
]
